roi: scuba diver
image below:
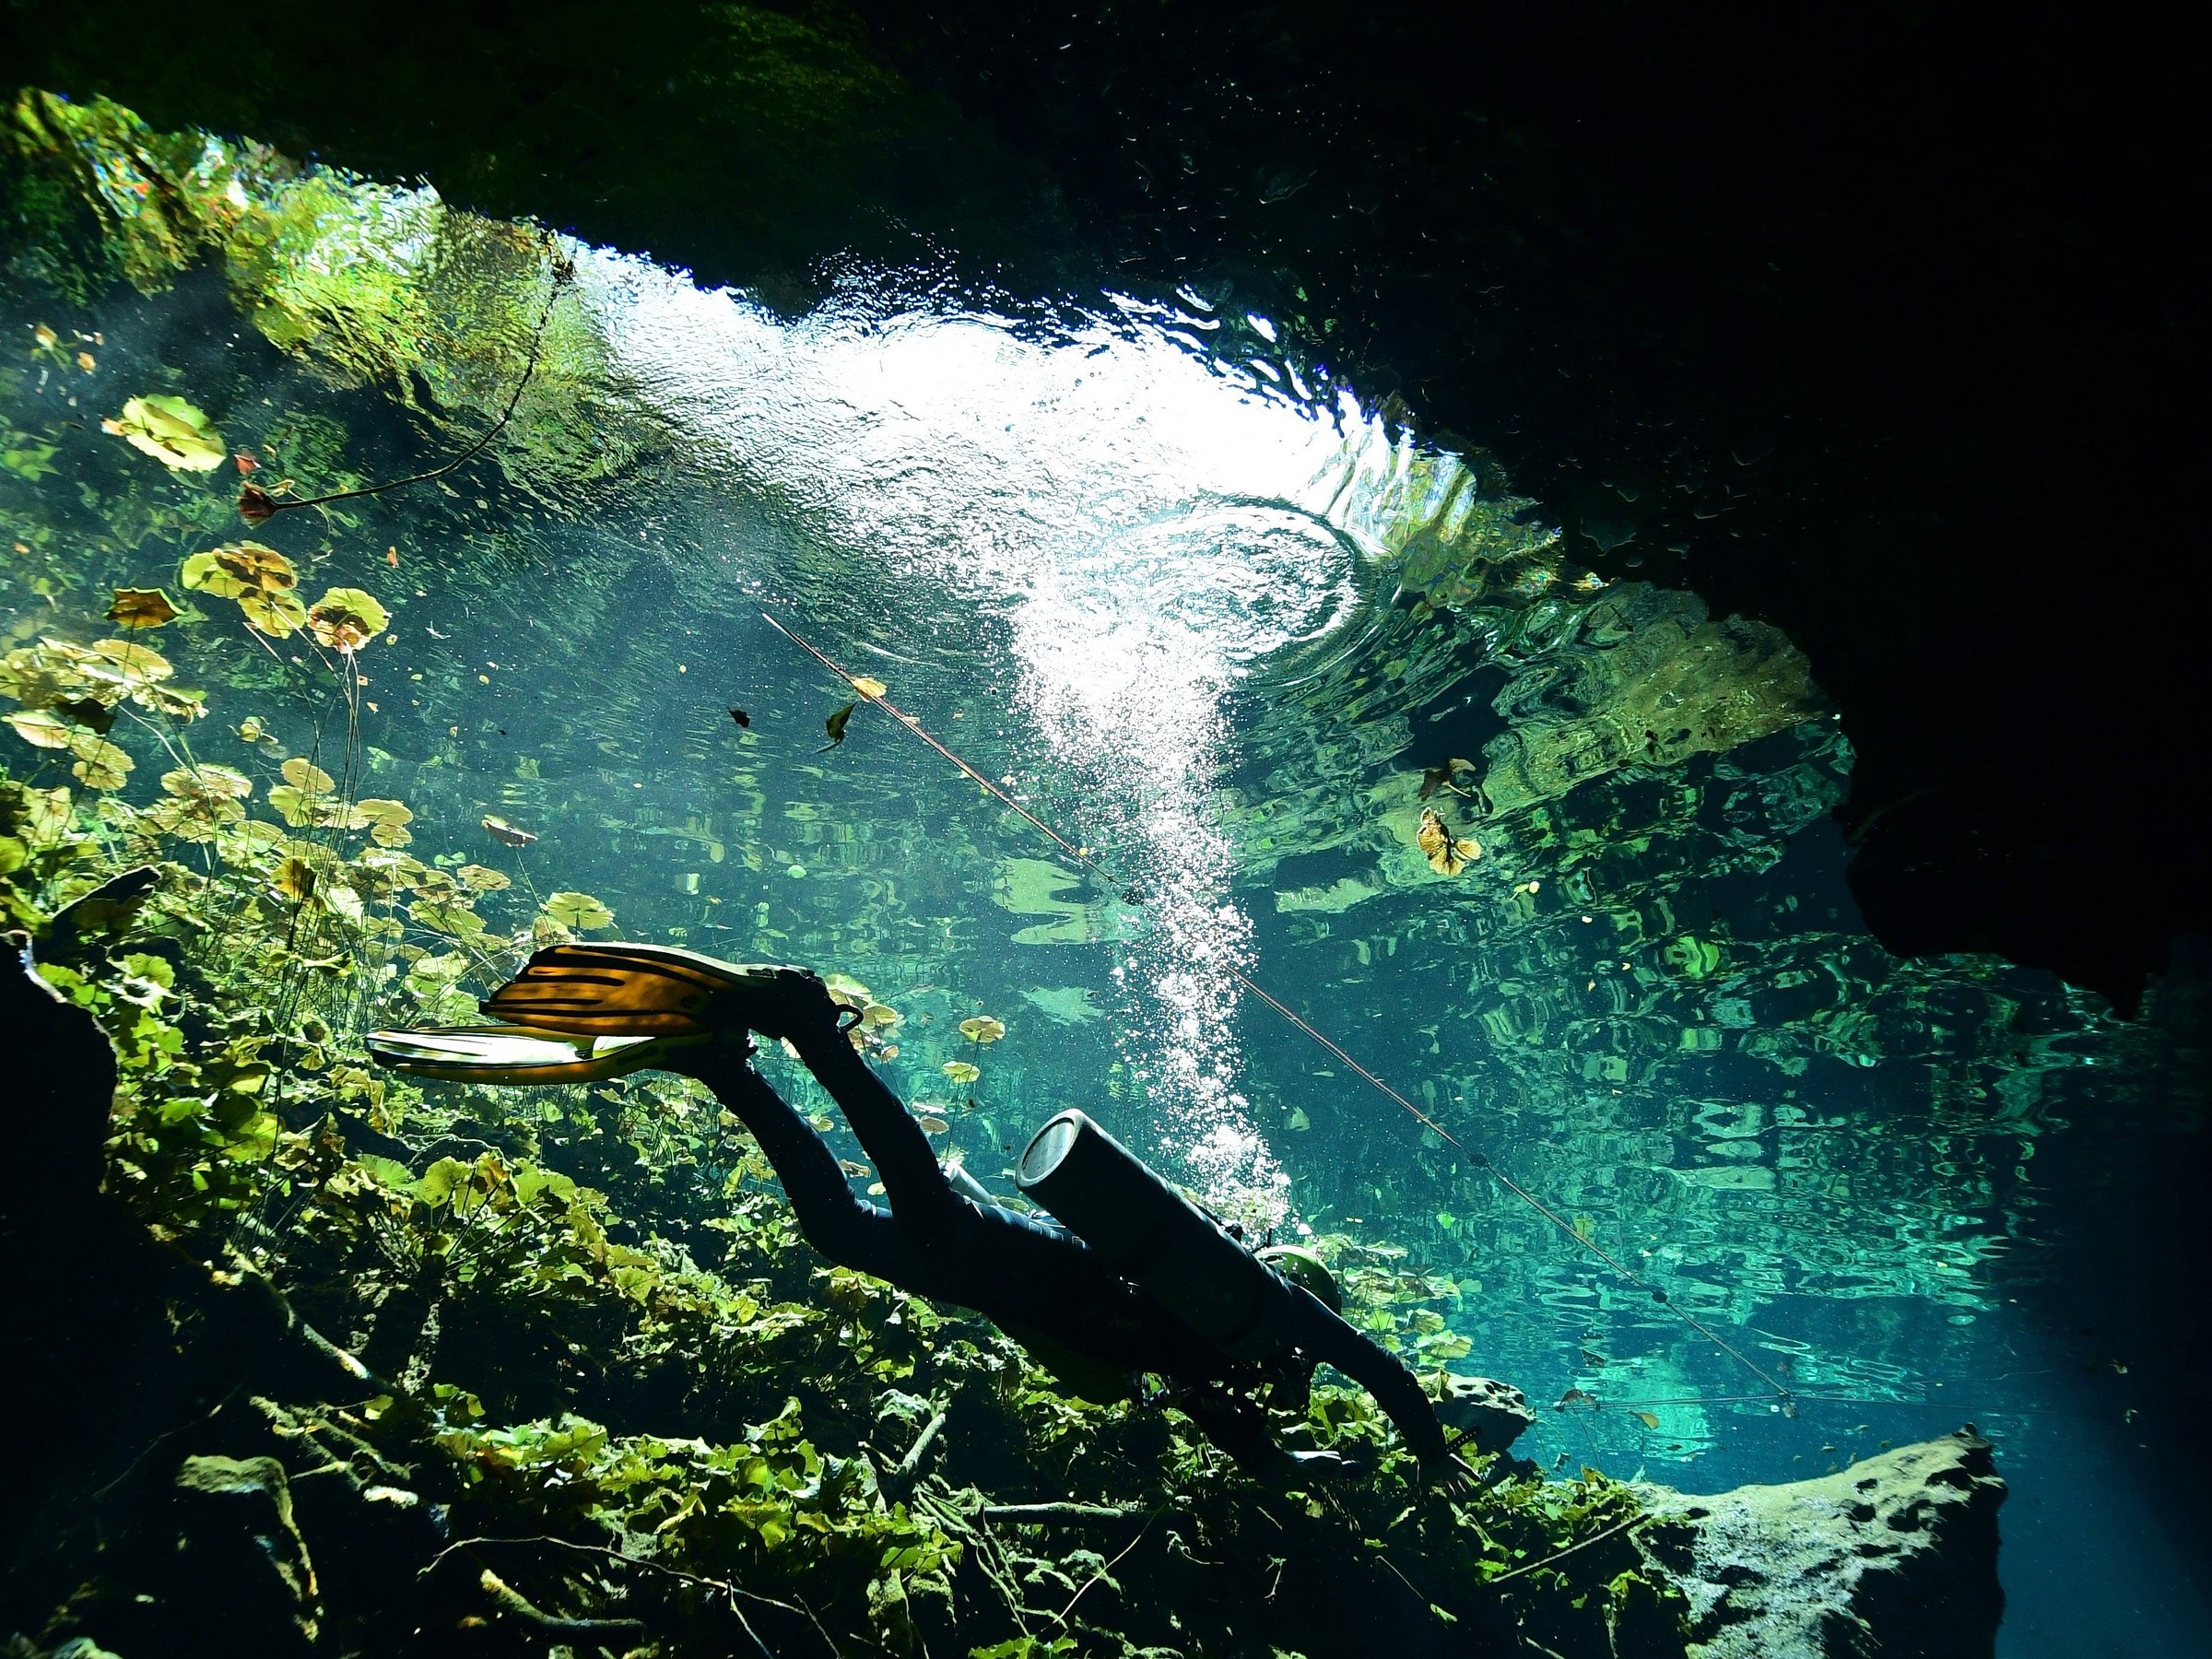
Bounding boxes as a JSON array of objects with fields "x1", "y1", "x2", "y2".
[{"x1": 371, "y1": 944, "x2": 1475, "y2": 1491}]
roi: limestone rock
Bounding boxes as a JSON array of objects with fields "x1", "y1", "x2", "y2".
[
  {"x1": 1429, "y1": 1371, "x2": 1536, "y2": 1456},
  {"x1": 1633, "y1": 1426, "x2": 2006, "y2": 1658}
]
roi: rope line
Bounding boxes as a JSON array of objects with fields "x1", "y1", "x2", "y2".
[{"x1": 759, "y1": 611, "x2": 1796, "y2": 1409}]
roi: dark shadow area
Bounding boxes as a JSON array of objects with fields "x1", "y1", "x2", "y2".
[{"x1": 5, "y1": 2, "x2": 2199, "y2": 1011}]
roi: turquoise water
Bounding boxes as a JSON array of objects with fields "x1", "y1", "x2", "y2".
[{"x1": 5, "y1": 167, "x2": 2206, "y2": 1653}]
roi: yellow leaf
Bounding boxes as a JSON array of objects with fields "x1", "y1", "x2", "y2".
[
  {"x1": 281, "y1": 757, "x2": 335, "y2": 793},
  {"x1": 1417, "y1": 807, "x2": 1478, "y2": 876},
  {"x1": 107, "y1": 394, "x2": 224, "y2": 471},
  {"x1": 850, "y1": 676, "x2": 888, "y2": 698},
  {"x1": 958, "y1": 1015, "x2": 1006, "y2": 1043},
  {"x1": 942, "y1": 1060, "x2": 980, "y2": 1085},
  {"x1": 106, "y1": 587, "x2": 179, "y2": 629},
  {"x1": 5, "y1": 709, "x2": 72, "y2": 749}
]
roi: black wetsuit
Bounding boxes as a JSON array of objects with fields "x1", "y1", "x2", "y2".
[{"x1": 691, "y1": 1027, "x2": 1450, "y2": 1472}]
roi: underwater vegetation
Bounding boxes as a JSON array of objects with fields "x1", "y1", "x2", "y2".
[{"x1": 0, "y1": 85, "x2": 2084, "y2": 1656}]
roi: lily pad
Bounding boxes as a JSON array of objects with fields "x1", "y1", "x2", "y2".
[
  {"x1": 457, "y1": 864, "x2": 512, "y2": 892},
  {"x1": 104, "y1": 394, "x2": 225, "y2": 470},
  {"x1": 357, "y1": 797, "x2": 413, "y2": 846},
  {"x1": 239, "y1": 589, "x2": 309, "y2": 637},
  {"x1": 958, "y1": 1015, "x2": 1006, "y2": 1043},
  {"x1": 280, "y1": 757, "x2": 335, "y2": 793},
  {"x1": 160, "y1": 763, "x2": 253, "y2": 800},
  {"x1": 5, "y1": 709, "x2": 73, "y2": 749},
  {"x1": 85, "y1": 640, "x2": 173, "y2": 687},
  {"x1": 941, "y1": 1060, "x2": 981, "y2": 1086},
  {"x1": 265, "y1": 784, "x2": 318, "y2": 827},
  {"x1": 67, "y1": 733, "x2": 133, "y2": 790},
  {"x1": 107, "y1": 587, "x2": 180, "y2": 629},
  {"x1": 482, "y1": 815, "x2": 536, "y2": 847},
  {"x1": 543, "y1": 890, "x2": 615, "y2": 930},
  {"x1": 183, "y1": 542, "x2": 298, "y2": 598},
  {"x1": 305, "y1": 587, "x2": 390, "y2": 653}
]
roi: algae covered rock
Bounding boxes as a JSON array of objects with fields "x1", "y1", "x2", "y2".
[
  {"x1": 1633, "y1": 1428, "x2": 2006, "y2": 1658},
  {"x1": 1429, "y1": 1371, "x2": 1536, "y2": 1458}
]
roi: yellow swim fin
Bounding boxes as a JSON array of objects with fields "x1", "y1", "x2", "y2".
[
  {"x1": 482, "y1": 942, "x2": 803, "y2": 1038},
  {"x1": 366, "y1": 1023, "x2": 695, "y2": 1085}
]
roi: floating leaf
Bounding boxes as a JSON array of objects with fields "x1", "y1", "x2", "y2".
[
  {"x1": 482, "y1": 815, "x2": 536, "y2": 847},
  {"x1": 5, "y1": 709, "x2": 73, "y2": 749},
  {"x1": 917, "y1": 1114, "x2": 950, "y2": 1135},
  {"x1": 281, "y1": 757, "x2": 335, "y2": 793},
  {"x1": 67, "y1": 733, "x2": 133, "y2": 790},
  {"x1": 941, "y1": 1060, "x2": 980, "y2": 1085},
  {"x1": 182, "y1": 542, "x2": 297, "y2": 598},
  {"x1": 237, "y1": 717, "x2": 279, "y2": 747},
  {"x1": 265, "y1": 785, "x2": 316, "y2": 827},
  {"x1": 818, "y1": 701, "x2": 857, "y2": 751},
  {"x1": 1418, "y1": 758, "x2": 1477, "y2": 800},
  {"x1": 161, "y1": 763, "x2": 253, "y2": 800},
  {"x1": 239, "y1": 589, "x2": 308, "y2": 637},
  {"x1": 85, "y1": 640, "x2": 173, "y2": 687},
  {"x1": 543, "y1": 890, "x2": 615, "y2": 930},
  {"x1": 958, "y1": 1015, "x2": 1006, "y2": 1043},
  {"x1": 305, "y1": 587, "x2": 390, "y2": 653},
  {"x1": 410, "y1": 900, "x2": 484, "y2": 936},
  {"x1": 107, "y1": 587, "x2": 179, "y2": 629},
  {"x1": 105, "y1": 394, "x2": 224, "y2": 470},
  {"x1": 1416, "y1": 806, "x2": 1481, "y2": 877},
  {"x1": 1634, "y1": 1410, "x2": 1663, "y2": 1430},
  {"x1": 457, "y1": 864, "x2": 512, "y2": 892},
  {"x1": 850, "y1": 676, "x2": 888, "y2": 698},
  {"x1": 273, "y1": 855, "x2": 317, "y2": 902},
  {"x1": 135, "y1": 684, "x2": 206, "y2": 722},
  {"x1": 353, "y1": 797, "x2": 413, "y2": 845}
]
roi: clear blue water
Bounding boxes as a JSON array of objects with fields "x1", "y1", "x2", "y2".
[{"x1": 4, "y1": 168, "x2": 2206, "y2": 1653}]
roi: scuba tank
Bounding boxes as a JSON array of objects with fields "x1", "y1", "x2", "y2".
[{"x1": 1016, "y1": 1109, "x2": 1300, "y2": 1361}]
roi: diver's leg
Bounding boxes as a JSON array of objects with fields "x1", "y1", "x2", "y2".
[
  {"x1": 784, "y1": 1017, "x2": 967, "y2": 1235},
  {"x1": 688, "y1": 1047, "x2": 907, "y2": 1278}
]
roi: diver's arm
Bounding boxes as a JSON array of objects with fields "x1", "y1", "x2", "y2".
[{"x1": 1288, "y1": 1292, "x2": 1453, "y2": 1469}]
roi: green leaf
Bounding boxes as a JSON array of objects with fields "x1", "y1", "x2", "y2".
[
  {"x1": 104, "y1": 394, "x2": 224, "y2": 470},
  {"x1": 543, "y1": 890, "x2": 614, "y2": 930},
  {"x1": 305, "y1": 587, "x2": 390, "y2": 653},
  {"x1": 417, "y1": 1156, "x2": 474, "y2": 1208},
  {"x1": 356, "y1": 1153, "x2": 418, "y2": 1193}
]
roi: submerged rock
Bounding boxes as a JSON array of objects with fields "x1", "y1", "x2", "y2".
[
  {"x1": 1634, "y1": 1427, "x2": 2006, "y2": 1658},
  {"x1": 1430, "y1": 1371, "x2": 1536, "y2": 1458}
]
